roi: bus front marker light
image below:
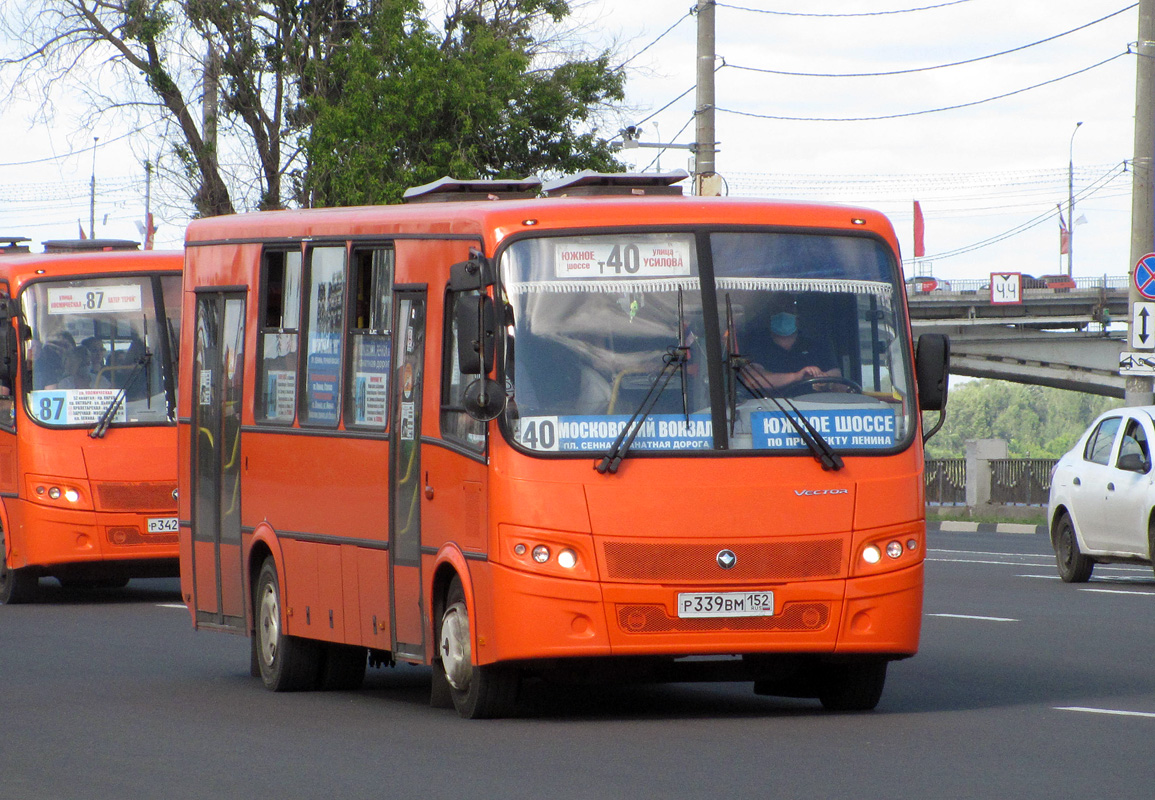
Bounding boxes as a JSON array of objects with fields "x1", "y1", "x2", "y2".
[
  {"x1": 862, "y1": 545, "x2": 881, "y2": 565},
  {"x1": 48, "y1": 487, "x2": 61, "y2": 500},
  {"x1": 514, "y1": 543, "x2": 527, "y2": 556},
  {"x1": 557, "y1": 549, "x2": 577, "y2": 569},
  {"x1": 907, "y1": 539, "x2": 918, "y2": 551},
  {"x1": 886, "y1": 541, "x2": 903, "y2": 559},
  {"x1": 35, "y1": 485, "x2": 45, "y2": 495},
  {"x1": 532, "y1": 545, "x2": 550, "y2": 564}
]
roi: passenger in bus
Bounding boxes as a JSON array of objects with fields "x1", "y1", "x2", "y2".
[
  {"x1": 30, "y1": 332, "x2": 73, "y2": 390},
  {"x1": 740, "y1": 293, "x2": 842, "y2": 394}
]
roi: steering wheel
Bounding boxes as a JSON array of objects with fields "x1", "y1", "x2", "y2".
[{"x1": 780, "y1": 375, "x2": 863, "y2": 397}]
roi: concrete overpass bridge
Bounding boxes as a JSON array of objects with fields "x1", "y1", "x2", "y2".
[{"x1": 906, "y1": 276, "x2": 1130, "y2": 397}]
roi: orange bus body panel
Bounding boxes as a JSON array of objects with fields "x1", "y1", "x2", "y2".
[
  {"x1": 0, "y1": 251, "x2": 182, "y2": 583},
  {"x1": 178, "y1": 196, "x2": 926, "y2": 689}
]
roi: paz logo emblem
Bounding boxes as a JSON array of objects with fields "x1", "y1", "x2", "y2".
[{"x1": 716, "y1": 549, "x2": 737, "y2": 569}]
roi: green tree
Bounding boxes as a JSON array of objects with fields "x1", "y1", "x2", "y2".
[
  {"x1": 302, "y1": 0, "x2": 625, "y2": 206},
  {"x1": 924, "y1": 379, "x2": 1118, "y2": 459}
]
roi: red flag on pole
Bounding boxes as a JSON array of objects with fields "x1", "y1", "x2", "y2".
[
  {"x1": 913, "y1": 201, "x2": 925, "y2": 258},
  {"x1": 1058, "y1": 204, "x2": 1070, "y2": 255}
]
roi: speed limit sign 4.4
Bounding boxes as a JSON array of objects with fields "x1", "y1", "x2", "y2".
[{"x1": 990, "y1": 273, "x2": 1022, "y2": 305}]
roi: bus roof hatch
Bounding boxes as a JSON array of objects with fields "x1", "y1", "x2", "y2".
[
  {"x1": 402, "y1": 177, "x2": 542, "y2": 203},
  {"x1": 540, "y1": 170, "x2": 688, "y2": 198}
]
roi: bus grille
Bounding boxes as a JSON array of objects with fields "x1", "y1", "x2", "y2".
[
  {"x1": 601, "y1": 539, "x2": 844, "y2": 583},
  {"x1": 96, "y1": 482, "x2": 178, "y2": 512},
  {"x1": 616, "y1": 602, "x2": 830, "y2": 634}
]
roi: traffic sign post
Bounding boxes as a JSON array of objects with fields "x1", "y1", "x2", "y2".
[
  {"x1": 1133, "y1": 253, "x2": 1155, "y2": 300},
  {"x1": 1134, "y1": 302, "x2": 1155, "y2": 349},
  {"x1": 990, "y1": 273, "x2": 1022, "y2": 305}
]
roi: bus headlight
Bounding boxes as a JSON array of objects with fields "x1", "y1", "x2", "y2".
[
  {"x1": 862, "y1": 545, "x2": 882, "y2": 564},
  {"x1": 557, "y1": 549, "x2": 577, "y2": 569},
  {"x1": 532, "y1": 545, "x2": 551, "y2": 564}
]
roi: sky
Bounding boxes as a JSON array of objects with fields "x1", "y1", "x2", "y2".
[{"x1": 0, "y1": 0, "x2": 1144, "y2": 285}]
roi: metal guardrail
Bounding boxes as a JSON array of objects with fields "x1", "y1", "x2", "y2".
[
  {"x1": 925, "y1": 459, "x2": 966, "y2": 506},
  {"x1": 906, "y1": 275, "x2": 1128, "y2": 297},
  {"x1": 926, "y1": 458, "x2": 1058, "y2": 507}
]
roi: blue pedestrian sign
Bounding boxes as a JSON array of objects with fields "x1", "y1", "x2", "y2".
[{"x1": 1136, "y1": 253, "x2": 1155, "y2": 299}]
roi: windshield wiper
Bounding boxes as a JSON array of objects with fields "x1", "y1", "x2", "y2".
[
  {"x1": 595, "y1": 345, "x2": 688, "y2": 475},
  {"x1": 89, "y1": 351, "x2": 151, "y2": 439},
  {"x1": 722, "y1": 297, "x2": 842, "y2": 471}
]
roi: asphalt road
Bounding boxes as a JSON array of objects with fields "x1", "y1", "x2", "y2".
[{"x1": 1, "y1": 530, "x2": 1151, "y2": 800}]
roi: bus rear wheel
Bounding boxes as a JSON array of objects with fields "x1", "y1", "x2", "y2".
[
  {"x1": 254, "y1": 557, "x2": 321, "y2": 691},
  {"x1": 818, "y1": 659, "x2": 888, "y2": 712},
  {"x1": 0, "y1": 531, "x2": 37, "y2": 605},
  {"x1": 438, "y1": 576, "x2": 518, "y2": 719}
]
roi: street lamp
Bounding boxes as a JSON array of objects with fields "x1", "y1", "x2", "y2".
[{"x1": 1068, "y1": 121, "x2": 1083, "y2": 278}]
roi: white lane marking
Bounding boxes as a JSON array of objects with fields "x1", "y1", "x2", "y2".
[
  {"x1": 928, "y1": 557, "x2": 1053, "y2": 567},
  {"x1": 157, "y1": 603, "x2": 187, "y2": 609},
  {"x1": 1077, "y1": 588, "x2": 1155, "y2": 596},
  {"x1": 927, "y1": 613, "x2": 1018, "y2": 622},
  {"x1": 1056, "y1": 706, "x2": 1155, "y2": 719}
]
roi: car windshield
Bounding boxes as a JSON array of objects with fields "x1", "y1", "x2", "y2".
[
  {"x1": 500, "y1": 230, "x2": 914, "y2": 455},
  {"x1": 22, "y1": 275, "x2": 181, "y2": 428}
]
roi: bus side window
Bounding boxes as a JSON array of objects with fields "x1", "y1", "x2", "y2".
[
  {"x1": 345, "y1": 247, "x2": 393, "y2": 430},
  {"x1": 0, "y1": 315, "x2": 16, "y2": 430},
  {"x1": 256, "y1": 249, "x2": 302, "y2": 424},
  {"x1": 441, "y1": 288, "x2": 486, "y2": 450},
  {"x1": 301, "y1": 246, "x2": 346, "y2": 427}
]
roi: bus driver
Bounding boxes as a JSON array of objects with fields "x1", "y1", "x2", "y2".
[{"x1": 740, "y1": 293, "x2": 843, "y2": 394}]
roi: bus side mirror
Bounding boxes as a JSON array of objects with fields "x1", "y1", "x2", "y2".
[
  {"x1": 449, "y1": 258, "x2": 493, "y2": 292},
  {"x1": 455, "y1": 293, "x2": 496, "y2": 375},
  {"x1": 915, "y1": 333, "x2": 950, "y2": 412}
]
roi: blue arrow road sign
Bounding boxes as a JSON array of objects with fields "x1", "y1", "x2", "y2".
[{"x1": 1136, "y1": 253, "x2": 1155, "y2": 299}]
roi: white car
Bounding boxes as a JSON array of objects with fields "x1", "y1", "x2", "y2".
[{"x1": 1047, "y1": 406, "x2": 1155, "y2": 582}]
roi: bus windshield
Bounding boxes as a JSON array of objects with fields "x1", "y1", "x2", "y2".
[
  {"x1": 22, "y1": 274, "x2": 181, "y2": 428},
  {"x1": 501, "y1": 230, "x2": 914, "y2": 455}
]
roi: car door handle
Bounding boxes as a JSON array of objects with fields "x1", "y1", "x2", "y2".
[
  {"x1": 1073, "y1": 477, "x2": 1081, "y2": 486},
  {"x1": 1108, "y1": 482, "x2": 1115, "y2": 491}
]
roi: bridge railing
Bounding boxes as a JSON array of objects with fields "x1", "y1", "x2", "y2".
[
  {"x1": 926, "y1": 457, "x2": 1058, "y2": 507},
  {"x1": 907, "y1": 275, "x2": 1129, "y2": 296}
]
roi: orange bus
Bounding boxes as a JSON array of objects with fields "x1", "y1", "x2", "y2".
[
  {"x1": 0, "y1": 247, "x2": 184, "y2": 603},
  {"x1": 178, "y1": 173, "x2": 948, "y2": 717}
]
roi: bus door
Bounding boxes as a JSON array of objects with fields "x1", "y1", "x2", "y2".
[
  {"x1": 190, "y1": 289, "x2": 247, "y2": 631},
  {"x1": 389, "y1": 290, "x2": 426, "y2": 660}
]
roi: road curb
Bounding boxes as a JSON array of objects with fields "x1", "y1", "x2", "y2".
[{"x1": 927, "y1": 521, "x2": 1046, "y2": 535}]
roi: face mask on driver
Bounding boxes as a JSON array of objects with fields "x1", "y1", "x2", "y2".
[{"x1": 770, "y1": 312, "x2": 798, "y2": 337}]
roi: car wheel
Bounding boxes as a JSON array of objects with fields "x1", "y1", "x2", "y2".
[
  {"x1": 254, "y1": 557, "x2": 322, "y2": 691},
  {"x1": 818, "y1": 660, "x2": 888, "y2": 712},
  {"x1": 0, "y1": 529, "x2": 37, "y2": 605},
  {"x1": 437, "y1": 576, "x2": 518, "y2": 719},
  {"x1": 1054, "y1": 514, "x2": 1093, "y2": 583}
]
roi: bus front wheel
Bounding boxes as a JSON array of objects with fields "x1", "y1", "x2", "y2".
[
  {"x1": 0, "y1": 531, "x2": 37, "y2": 605},
  {"x1": 818, "y1": 659, "x2": 888, "y2": 712},
  {"x1": 254, "y1": 557, "x2": 321, "y2": 691},
  {"x1": 438, "y1": 576, "x2": 518, "y2": 719}
]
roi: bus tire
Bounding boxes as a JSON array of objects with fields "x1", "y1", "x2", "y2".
[
  {"x1": 254, "y1": 557, "x2": 321, "y2": 691},
  {"x1": 318, "y1": 644, "x2": 367, "y2": 691},
  {"x1": 1054, "y1": 514, "x2": 1093, "y2": 583},
  {"x1": 438, "y1": 576, "x2": 518, "y2": 719},
  {"x1": 0, "y1": 531, "x2": 37, "y2": 605},
  {"x1": 818, "y1": 659, "x2": 887, "y2": 712}
]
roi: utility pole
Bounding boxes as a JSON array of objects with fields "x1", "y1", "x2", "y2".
[
  {"x1": 1127, "y1": 0, "x2": 1155, "y2": 406},
  {"x1": 89, "y1": 136, "x2": 98, "y2": 239},
  {"x1": 694, "y1": 1, "x2": 719, "y2": 196},
  {"x1": 144, "y1": 160, "x2": 154, "y2": 250},
  {"x1": 1067, "y1": 121, "x2": 1082, "y2": 278}
]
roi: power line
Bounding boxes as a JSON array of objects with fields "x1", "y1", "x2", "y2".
[
  {"x1": 717, "y1": 0, "x2": 976, "y2": 17},
  {"x1": 717, "y1": 52, "x2": 1129, "y2": 121},
  {"x1": 618, "y1": 9, "x2": 694, "y2": 68},
  {"x1": 725, "y1": 5, "x2": 1137, "y2": 78}
]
